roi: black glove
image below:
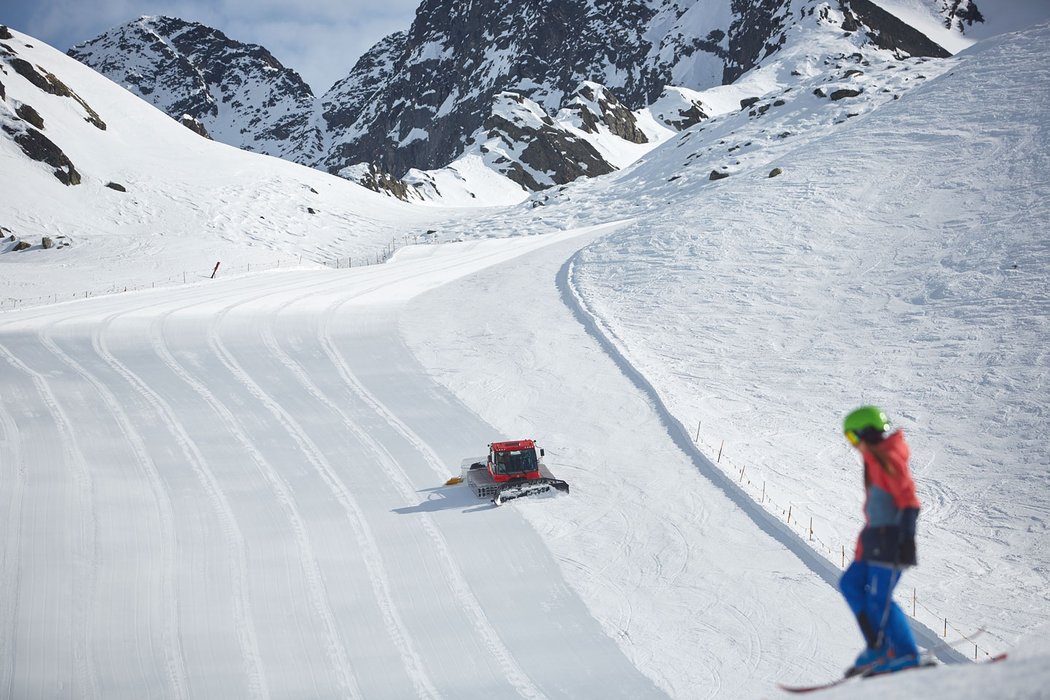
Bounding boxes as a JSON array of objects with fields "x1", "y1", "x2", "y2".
[{"x1": 898, "y1": 507, "x2": 919, "y2": 539}]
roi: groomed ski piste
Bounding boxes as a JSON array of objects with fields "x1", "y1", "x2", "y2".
[{"x1": 3, "y1": 10, "x2": 1050, "y2": 700}]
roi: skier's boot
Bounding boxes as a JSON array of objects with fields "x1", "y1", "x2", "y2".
[
  {"x1": 845, "y1": 647, "x2": 885, "y2": 678},
  {"x1": 867, "y1": 652, "x2": 919, "y2": 676},
  {"x1": 844, "y1": 613, "x2": 887, "y2": 677}
]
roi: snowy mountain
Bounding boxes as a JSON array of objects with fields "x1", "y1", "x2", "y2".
[
  {"x1": 67, "y1": 16, "x2": 324, "y2": 164},
  {"x1": 67, "y1": 0, "x2": 984, "y2": 200},
  {"x1": 0, "y1": 23, "x2": 443, "y2": 302},
  {"x1": 3, "y1": 8, "x2": 1050, "y2": 699},
  {"x1": 319, "y1": 0, "x2": 973, "y2": 177}
]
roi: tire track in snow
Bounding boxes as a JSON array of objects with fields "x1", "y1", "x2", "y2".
[
  {"x1": 93, "y1": 318, "x2": 271, "y2": 698},
  {"x1": 155, "y1": 308, "x2": 363, "y2": 699},
  {"x1": 253, "y1": 319, "x2": 441, "y2": 699},
  {"x1": 0, "y1": 340, "x2": 100, "y2": 698},
  {"x1": 122, "y1": 262, "x2": 482, "y2": 696},
  {"x1": 147, "y1": 246, "x2": 542, "y2": 696},
  {"x1": 0, "y1": 351, "x2": 26, "y2": 700},
  {"x1": 189, "y1": 244, "x2": 569, "y2": 697},
  {"x1": 38, "y1": 325, "x2": 189, "y2": 698},
  {"x1": 193, "y1": 243, "x2": 561, "y2": 695},
  {"x1": 316, "y1": 307, "x2": 546, "y2": 699}
]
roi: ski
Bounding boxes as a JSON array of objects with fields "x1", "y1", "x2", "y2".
[
  {"x1": 778, "y1": 641, "x2": 1006, "y2": 694},
  {"x1": 777, "y1": 656, "x2": 935, "y2": 694}
]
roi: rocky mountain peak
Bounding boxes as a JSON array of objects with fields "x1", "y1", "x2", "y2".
[
  {"x1": 69, "y1": 16, "x2": 324, "y2": 164},
  {"x1": 65, "y1": 1, "x2": 981, "y2": 197}
]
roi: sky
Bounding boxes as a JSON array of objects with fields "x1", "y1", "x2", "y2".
[{"x1": 0, "y1": 0, "x2": 421, "y2": 93}]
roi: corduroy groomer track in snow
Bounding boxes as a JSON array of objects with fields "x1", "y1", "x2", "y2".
[{"x1": 2, "y1": 3, "x2": 1050, "y2": 698}]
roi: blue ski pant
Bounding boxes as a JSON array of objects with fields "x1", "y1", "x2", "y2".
[{"x1": 839, "y1": 560, "x2": 918, "y2": 657}]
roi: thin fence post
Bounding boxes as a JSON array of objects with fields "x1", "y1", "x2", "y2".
[
  {"x1": 787, "y1": 505, "x2": 792, "y2": 524},
  {"x1": 761, "y1": 481, "x2": 765, "y2": 503},
  {"x1": 695, "y1": 420, "x2": 701, "y2": 443},
  {"x1": 808, "y1": 517, "x2": 813, "y2": 541},
  {"x1": 717, "y1": 440, "x2": 724, "y2": 463},
  {"x1": 842, "y1": 545, "x2": 845, "y2": 568},
  {"x1": 738, "y1": 465, "x2": 745, "y2": 483},
  {"x1": 913, "y1": 588, "x2": 916, "y2": 616},
  {"x1": 944, "y1": 619, "x2": 947, "y2": 637}
]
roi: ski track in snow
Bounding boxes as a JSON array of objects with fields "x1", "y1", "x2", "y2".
[
  {"x1": 161, "y1": 307, "x2": 362, "y2": 698},
  {"x1": 96, "y1": 312, "x2": 270, "y2": 698},
  {"x1": 0, "y1": 339, "x2": 100, "y2": 697},
  {"x1": 0, "y1": 353, "x2": 27, "y2": 699},
  {"x1": 39, "y1": 327, "x2": 188, "y2": 698},
  {"x1": 0, "y1": 231, "x2": 670, "y2": 697}
]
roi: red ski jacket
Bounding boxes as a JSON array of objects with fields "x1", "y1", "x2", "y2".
[{"x1": 855, "y1": 430, "x2": 921, "y2": 565}]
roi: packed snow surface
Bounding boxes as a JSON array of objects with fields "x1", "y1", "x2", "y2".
[{"x1": 2, "y1": 13, "x2": 1050, "y2": 700}]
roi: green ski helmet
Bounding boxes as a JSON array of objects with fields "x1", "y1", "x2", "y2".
[{"x1": 843, "y1": 405, "x2": 890, "y2": 446}]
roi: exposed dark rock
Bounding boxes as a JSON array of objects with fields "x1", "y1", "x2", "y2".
[
  {"x1": 944, "y1": 1, "x2": 984, "y2": 30},
  {"x1": 841, "y1": 0, "x2": 951, "y2": 58},
  {"x1": 724, "y1": 0, "x2": 788, "y2": 84},
  {"x1": 13, "y1": 240, "x2": 31, "y2": 251},
  {"x1": 0, "y1": 26, "x2": 12, "y2": 40},
  {"x1": 347, "y1": 163, "x2": 420, "y2": 201},
  {"x1": 841, "y1": 7, "x2": 861, "y2": 32},
  {"x1": 307, "y1": 207, "x2": 317, "y2": 214},
  {"x1": 769, "y1": 167, "x2": 784, "y2": 177},
  {"x1": 7, "y1": 57, "x2": 50, "y2": 91},
  {"x1": 570, "y1": 83, "x2": 648, "y2": 144},
  {"x1": 179, "y1": 114, "x2": 212, "y2": 139},
  {"x1": 0, "y1": 78, "x2": 5, "y2": 101},
  {"x1": 480, "y1": 92, "x2": 616, "y2": 191},
  {"x1": 830, "y1": 88, "x2": 863, "y2": 100},
  {"x1": 42, "y1": 237, "x2": 53, "y2": 249},
  {"x1": 15, "y1": 103, "x2": 44, "y2": 129},
  {"x1": 709, "y1": 169, "x2": 730, "y2": 181},
  {"x1": 6, "y1": 58, "x2": 107, "y2": 129},
  {"x1": 814, "y1": 88, "x2": 827, "y2": 98},
  {"x1": 12, "y1": 126, "x2": 81, "y2": 185},
  {"x1": 740, "y1": 97, "x2": 760, "y2": 109},
  {"x1": 105, "y1": 182, "x2": 127, "y2": 192},
  {"x1": 651, "y1": 87, "x2": 710, "y2": 130}
]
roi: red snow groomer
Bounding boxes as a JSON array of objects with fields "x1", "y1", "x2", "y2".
[{"x1": 449, "y1": 439, "x2": 569, "y2": 505}]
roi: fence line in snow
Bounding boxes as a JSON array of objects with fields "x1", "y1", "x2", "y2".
[
  {"x1": 690, "y1": 420, "x2": 1000, "y2": 662},
  {"x1": 1, "y1": 234, "x2": 434, "y2": 313}
]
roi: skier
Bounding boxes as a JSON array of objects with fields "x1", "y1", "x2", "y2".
[{"x1": 839, "y1": 406, "x2": 922, "y2": 676}]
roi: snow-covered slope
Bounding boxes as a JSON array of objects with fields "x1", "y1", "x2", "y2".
[
  {"x1": 0, "y1": 26, "x2": 451, "y2": 306},
  {"x1": 2, "y1": 12, "x2": 1050, "y2": 700},
  {"x1": 432, "y1": 18, "x2": 1050, "y2": 662}
]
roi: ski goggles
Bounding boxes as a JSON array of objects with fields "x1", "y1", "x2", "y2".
[{"x1": 844, "y1": 430, "x2": 861, "y2": 446}]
